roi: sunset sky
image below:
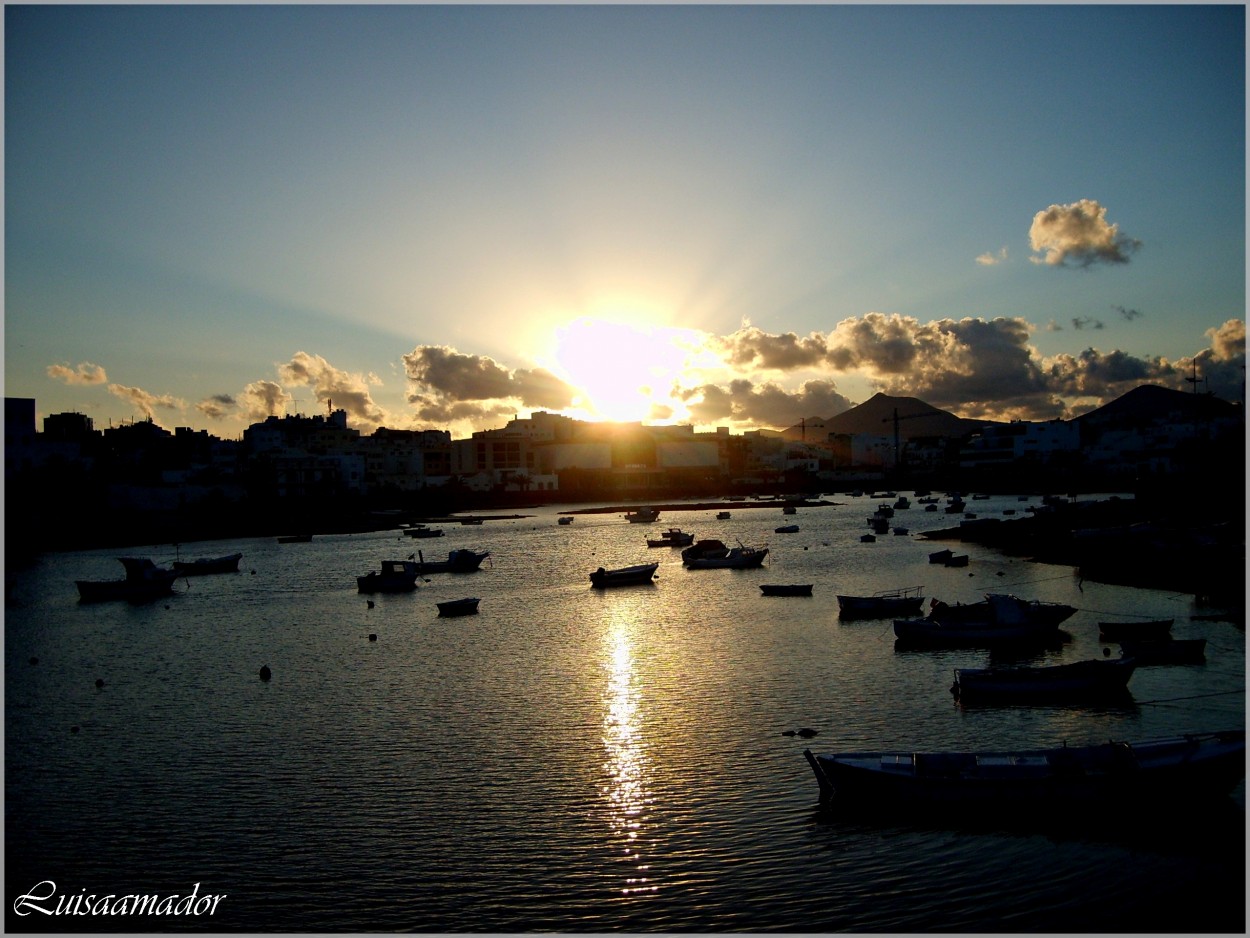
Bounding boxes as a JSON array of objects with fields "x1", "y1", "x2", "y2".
[{"x1": 6, "y1": 4, "x2": 1245, "y2": 440}]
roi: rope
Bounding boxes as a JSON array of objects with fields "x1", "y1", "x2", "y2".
[{"x1": 1133, "y1": 689, "x2": 1244, "y2": 707}]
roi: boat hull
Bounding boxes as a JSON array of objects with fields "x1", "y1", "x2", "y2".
[
  {"x1": 589, "y1": 563, "x2": 659, "y2": 587},
  {"x1": 172, "y1": 553, "x2": 242, "y2": 575},
  {"x1": 760, "y1": 584, "x2": 813, "y2": 596},
  {"x1": 437, "y1": 598, "x2": 480, "y2": 617},
  {"x1": 1098, "y1": 619, "x2": 1174, "y2": 641},
  {"x1": 953, "y1": 659, "x2": 1136, "y2": 702}
]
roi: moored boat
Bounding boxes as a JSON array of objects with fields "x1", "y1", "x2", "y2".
[
  {"x1": 557, "y1": 516, "x2": 574, "y2": 525},
  {"x1": 760, "y1": 584, "x2": 813, "y2": 596},
  {"x1": 1098, "y1": 619, "x2": 1174, "y2": 641},
  {"x1": 647, "y1": 527, "x2": 694, "y2": 548},
  {"x1": 952, "y1": 658, "x2": 1136, "y2": 702},
  {"x1": 436, "y1": 597, "x2": 480, "y2": 617},
  {"x1": 624, "y1": 508, "x2": 661, "y2": 523},
  {"x1": 837, "y1": 586, "x2": 924, "y2": 619},
  {"x1": 684, "y1": 544, "x2": 768, "y2": 569},
  {"x1": 894, "y1": 593, "x2": 1076, "y2": 647},
  {"x1": 405, "y1": 525, "x2": 445, "y2": 538},
  {"x1": 357, "y1": 560, "x2": 420, "y2": 593},
  {"x1": 775, "y1": 524, "x2": 800, "y2": 534},
  {"x1": 1117, "y1": 638, "x2": 1207, "y2": 665},
  {"x1": 802, "y1": 730, "x2": 1246, "y2": 808},
  {"x1": 76, "y1": 557, "x2": 181, "y2": 603},
  {"x1": 589, "y1": 562, "x2": 659, "y2": 587},
  {"x1": 172, "y1": 552, "x2": 243, "y2": 575},
  {"x1": 413, "y1": 549, "x2": 491, "y2": 573}
]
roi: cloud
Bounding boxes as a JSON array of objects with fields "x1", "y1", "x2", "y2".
[
  {"x1": 976, "y1": 247, "x2": 1008, "y2": 266},
  {"x1": 674, "y1": 378, "x2": 854, "y2": 429},
  {"x1": 107, "y1": 384, "x2": 184, "y2": 421},
  {"x1": 713, "y1": 326, "x2": 829, "y2": 371},
  {"x1": 278, "y1": 351, "x2": 389, "y2": 431},
  {"x1": 1071, "y1": 317, "x2": 1104, "y2": 330},
  {"x1": 239, "y1": 380, "x2": 288, "y2": 422},
  {"x1": 195, "y1": 394, "x2": 237, "y2": 420},
  {"x1": 1180, "y1": 319, "x2": 1247, "y2": 400},
  {"x1": 1029, "y1": 199, "x2": 1141, "y2": 267},
  {"x1": 46, "y1": 361, "x2": 108, "y2": 385},
  {"x1": 401, "y1": 345, "x2": 578, "y2": 412}
]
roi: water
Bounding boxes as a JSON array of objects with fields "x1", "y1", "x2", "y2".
[{"x1": 6, "y1": 494, "x2": 1245, "y2": 932}]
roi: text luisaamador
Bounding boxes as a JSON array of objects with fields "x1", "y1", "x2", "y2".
[{"x1": 13, "y1": 881, "x2": 226, "y2": 917}]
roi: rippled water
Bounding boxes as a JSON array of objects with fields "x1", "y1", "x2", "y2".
[{"x1": 6, "y1": 494, "x2": 1245, "y2": 931}]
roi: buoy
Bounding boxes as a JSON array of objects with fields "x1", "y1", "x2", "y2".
[
  {"x1": 95, "y1": 678, "x2": 105, "y2": 689},
  {"x1": 29, "y1": 657, "x2": 38, "y2": 666},
  {"x1": 367, "y1": 600, "x2": 375, "y2": 609},
  {"x1": 70, "y1": 726, "x2": 79, "y2": 734},
  {"x1": 797, "y1": 728, "x2": 818, "y2": 738},
  {"x1": 259, "y1": 665, "x2": 272, "y2": 681},
  {"x1": 369, "y1": 633, "x2": 377, "y2": 642}
]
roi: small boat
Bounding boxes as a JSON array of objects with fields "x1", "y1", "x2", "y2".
[
  {"x1": 590, "y1": 562, "x2": 659, "y2": 587},
  {"x1": 716, "y1": 511, "x2": 732, "y2": 520},
  {"x1": 782, "y1": 505, "x2": 797, "y2": 515},
  {"x1": 760, "y1": 584, "x2": 813, "y2": 597},
  {"x1": 1117, "y1": 638, "x2": 1207, "y2": 665},
  {"x1": 437, "y1": 597, "x2": 480, "y2": 617},
  {"x1": 277, "y1": 534, "x2": 312, "y2": 543},
  {"x1": 76, "y1": 557, "x2": 181, "y2": 603},
  {"x1": 837, "y1": 586, "x2": 925, "y2": 619},
  {"x1": 357, "y1": 560, "x2": 420, "y2": 594},
  {"x1": 860, "y1": 534, "x2": 876, "y2": 543},
  {"x1": 952, "y1": 658, "x2": 1136, "y2": 702},
  {"x1": 892, "y1": 527, "x2": 909, "y2": 536},
  {"x1": 684, "y1": 544, "x2": 769, "y2": 570},
  {"x1": 624, "y1": 508, "x2": 661, "y2": 523},
  {"x1": 458, "y1": 518, "x2": 484, "y2": 526},
  {"x1": 682, "y1": 538, "x2": 729, "y2": 562},
  {"x1": 894, "y1": 496, "x2": 911, "y2": 510},
  {"x1": 172, "y1": 552, "x2": 242, "y2": 575},
  {"x1": 928, "y1": 549, "x2": 954, "y2": 564},
  {"x1": 925, "y1": 504, "x2": 938, "y2": 512},
  {"x1": 944, "y1": 554, "x2": 969, "y2": 567},
  {"x1": 413, "y1": 549, "x2": 491, "y2": 573},
  {"x1": 894, "y1": 594, "x2": 1076, "y2": 647},
  {"x1": 1098, "y1": 619, "x2": 1174, "y2": 641},
  {"x1": 405, "y1": 526, "x2": 445, "y2": 538},
  {"x1": 557, "y1": 516, "x2": 574, "y2": 525},
  {"x1": 647, "y1": 527, "x2": 695, "y2": 548},
  {"x1": 774, "y1": 524, "x2": 800, "y2": 534},
  {"x1": 802, "y1": 730, "x2": 1246, "y2": 808}
]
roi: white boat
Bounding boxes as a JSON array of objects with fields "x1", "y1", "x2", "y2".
[
  {"x1": 589, "y1": 562, "x2": 659, "y2": 587},
  {"x1": 684, "y1": 545, "x2": 769, "y2": 569},
  {"x1": 803, "y1": 731, "x2": 1247, "y2": 808}
]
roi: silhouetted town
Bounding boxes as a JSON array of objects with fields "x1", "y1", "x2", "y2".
[{"x1": 5, "y1": 385, "x2": 1244, "y2": 600}]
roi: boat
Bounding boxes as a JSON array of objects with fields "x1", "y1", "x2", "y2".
[
  {"x1": 557, "y1": 516, "x2": 574, "y2": 525},
  {"x1": 944, "y1": 554, "x2": 969, "y2": 567},
  {"x1": 894, "y1": 496, "x2": 911, "y2": 510},
  {"x1": 277, "y1": 534, "x2": 312, "y2": 543},
  {"x1": 684, "y1": 544, "x2": 769, "y2": 569},
  {"x1": 894, "y1": 593, "x2": 1077, "y2": 646},
  {"x1": 1098, "y1": 619, "x2": 1174, "y2": 641},
  {"x1": 837, "y1": 586, "x2": 925, "y2": 619},
  {"x1": 802, "y1": 730, "x2": 1246, "y2": 808},
  {"x1": 357, "y1": 560, "x2": 420, "y2": 593},
  {"x1": 458, "y1": 518, "x2": 484, "y2": 526},
  {"x1": 405, "y1": 525, "x2": 445, "y2": 538},
  {"x1": 647, "y1": 527, "x2": 695, "y2": 548},
  {"x1": 760, "y1": 584, "x2": 813, "y2": 596},
  {"x1": 716, "y1": 511, "x2": 731, "y2": 520},
  {"x1": 76, "y1": 557, "x2": 181, "y2": 603},
  {"x1": 413, "y1": 549, "x2": 491, "y2": 573},
  {"x1": 892, "y1": 527, "x2": 909, "y2": 536},
  {"x1": 775, "y1": 524, "x2": 800, "y2": 534},
  {"x1": 782, "y1": 505, "x2": 797, "y2": 515},
  {"x1": 860, "y1": 534, "x2": 876, "y2": 543},
  {"x1": 589, "y1": 562, "x2": 659, "y2": 587},
  {"x1": 681, "y1": 538, "x2": 730, "y2": 563},
  {"x1": 1117, "y1": 638, "x2": 1207, "y2": 665},
  {"x1": 928, "y1": 549, "x2": 954, "y2": 564},
  {"x1": 172, "y1": 552, "x2": 243, "y2": 575},
  {"x1": 436, "y1": 597, "x2": 480, "y2": 617},
  {"x1": 952, "y1": 658, "x2": 1137, "y2": 702},
  {"x1": 624, "y1": 508, "x2": 661, "y2": 523}
]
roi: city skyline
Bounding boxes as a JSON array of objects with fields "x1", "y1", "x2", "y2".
[{"x1": 6, "y1": 5, "x2": 1245, "y2": 440}]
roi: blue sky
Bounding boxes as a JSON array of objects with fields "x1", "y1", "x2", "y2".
[{"x1": 6, "y1": 4, "x2": 1245, "y2": 438}]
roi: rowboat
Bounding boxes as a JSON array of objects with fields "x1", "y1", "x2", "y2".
[
  {"x1": 837, "y1": 586, "x2": 924, "y2": 619},
  {"x1": 760, "y1": 584, "x2": 814, "y2": 597},
  {"x1": 436, "y1": 597, "x2": 480, "y2": 617},
  {"x1": 802, "y1": 730, "x2": 1246, "y2": 808},
  {"x1": 951, "y1": 658, "x2": 1136, "y2": 702},
  {"x1": 1098, "y1": 619, "x2": 1174, "y2": 641},
  {"x1": 1117, "y1": 638, "x2": 1207, "y2": 665},
  {"x1": 171, "y1": 552, "x2": 243, "y2": 575},
  {"x1": 589, "y1": 563, "x2": 659, "y2": 587}
]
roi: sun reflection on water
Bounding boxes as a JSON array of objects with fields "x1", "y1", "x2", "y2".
[{"x1": 602, "y1": 617, "x2": 657, "y2": 896}]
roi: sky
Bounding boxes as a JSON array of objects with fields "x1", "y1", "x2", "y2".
[{"x1": 5, "y1": 4, "x2": 1245, "y2": 440}]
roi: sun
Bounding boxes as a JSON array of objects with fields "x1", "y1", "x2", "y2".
[{"x1": 546, "y1": 316, "x2": 699, "y2": 424}]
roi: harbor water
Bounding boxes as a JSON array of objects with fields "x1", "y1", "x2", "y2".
[{"x1": 5, "y1": 493, "x2": 1245, "y2": 932}]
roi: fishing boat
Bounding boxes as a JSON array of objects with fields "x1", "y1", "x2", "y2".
[
  {"x1": 357, "y1": 560, "x2": 420, "y2": 594},
  {"x1": 624, "y1": 508, "x2": 661, "y2": 523},
  {"x1": 647, "y1": 527, "x2": 694, "y2": 548},
  {"x1": 436, "y1": 597, "x2": 480, "y2": 617},
  {"x1": 76, "y1": 557, "x2": 181, "y2": 603},
  {"x1": 760, "y1": 584, "x2": 813, "y2": 597},
  {"x1": 589, "y1": 562, "x2": 659, "y2": 587},
  {"x1": 1098, "y1": 619, "x2": 1174, "y2": 641},
  {"x1": 1117, "y1": 638, "x2": 1207, "y2": 665},
  {"x1": 802, "y1": 730, "x2": 1246, "y2": 808},
  {"x1": 684, "y1": 544, "x2": 769, "y2": 569},
  {"x1": 893, "y1": 593, "x2": 1076, "y2": 647},
  {"x1": 951, "y1": 658, "x2": 1137, "y2": 702},
  {"x1": 172, "y1": 552, "x2": 243, "y2": 575},
  {"x1": 837, "y1": 586, "x2": 925, "y2": 619},
  {"x1": 412, "y1": 549, "x2": 491, "y2": 573}
]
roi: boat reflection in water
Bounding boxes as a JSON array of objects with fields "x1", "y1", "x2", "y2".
[{"x1": 602, "y1": 618, "x2": 656, "y2": 897}]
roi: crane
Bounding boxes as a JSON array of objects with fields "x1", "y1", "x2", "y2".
[{"x1": 881, "y1": 408, "x2": 931, "y2": 469}]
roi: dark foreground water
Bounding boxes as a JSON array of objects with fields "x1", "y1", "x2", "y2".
[{"x1": 6, "y1": 494, "x2": 1245, "y2": 932}]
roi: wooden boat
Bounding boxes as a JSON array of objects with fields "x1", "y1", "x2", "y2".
[
  {"x1": 837, "y1": 586, "x2": 924, "y2": 619},
  {"x1": 357, "y1": 560, "x2": 420, "y2": 593},
  {"x1": 684, "y1": 545, "x2": 769, "y2": 569},
  {"x1": 894, "y1": 594, "x2": 1076, "y2": 647},
  {"x1": 647, "y1": 527, "x2": 694, "y2": 548},
  {"x1": 436, "y1": 597, "x2": 480, "y2": 617},
  {"x1": 1098, "y1": 619, "x2": 1174, "y2": 641},
  {"x1": 803, "y1": 730, "x2": 1246, "y2": 808},
  {"x1": 277, "y1": 534, "x2": 312, "y2": 543},
  {"x1": 172, "y1": 552, "x2": 243, "y2": 575},
  {"x1": 412, "y1": 549, "x2": 490, "y2": 573},
  {"x1": 589, "y1": 562, "x2": 659, "y2": 587},
  {"x1": 76, "y1": 557, "x2": 180, "y2": 603},
  {"x1": 1117, "y1": 638, "x2": 1207, "y2": 665},
  {"x1": 404, "y1": 525, "x2": 445, "y2": 538},
  {"x1": 624, "y1": 508, "x2": 660, "y2": 523},
  {"x1": 952, "y1": 658, "x2": 1136, "y2": 702},
  {"x1": 774, "y1": 524, "x2": 800, "y2": 534},
  {"x1": 760, "y1": 584, "x2": 813, "y2": 596}
]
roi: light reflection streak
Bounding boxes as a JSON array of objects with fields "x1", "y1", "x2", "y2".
[{"x1": 601, "y1": 617, "x2": 658, "y2": 896}]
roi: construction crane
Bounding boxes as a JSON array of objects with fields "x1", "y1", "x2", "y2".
[{"x1": 881, "y1": 408, "x2": 931, "y2": 470}]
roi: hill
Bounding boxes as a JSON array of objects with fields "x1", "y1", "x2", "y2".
[
  {"x1": 1074, "y1": 383, "x2": 1239, "y2": 428},
  {"x1": 780, "y1": 393, "x2": 990, "y2": 441}
]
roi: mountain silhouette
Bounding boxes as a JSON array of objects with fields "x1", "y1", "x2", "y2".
[
  {"x1": 1074, "y1": 383, "x2": 1238, "y2": 428},
  {"x1": 780, "y1": 393, "x2": 990, "y2": 441}
]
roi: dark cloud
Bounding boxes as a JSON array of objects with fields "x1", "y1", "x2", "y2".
[
  {"x1": 674, "y1": 378, "x2": 853, "y2": 429},
  {"x1": 1112, "y1": 305, "x2": 1143, "y2": 321},
  {"x1": 1029, "y1": 199, "x2": 1141, "y2": 267},
  {"x1": 195, "y1": 393, "x2": 237, "y2": 420},
  {"x1": 713, "y1": 326, "x2": 829, "y2": 370},
  {"x1": 402, "y1": 345, "x2": 577, "y2": 411},
  {"x1": 1071, "y1": 317, "x2": 1104, "y2": 330}
]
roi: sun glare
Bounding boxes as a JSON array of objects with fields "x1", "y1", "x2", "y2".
[{"x1": 549, "y1": 316, "x2": 698, "y2": 424}]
